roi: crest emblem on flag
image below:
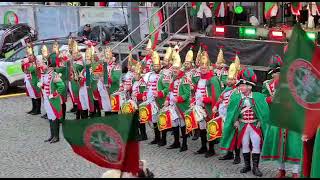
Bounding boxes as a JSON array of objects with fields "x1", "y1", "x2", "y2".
[
  {"x1": 121, "y1": 102, "x2": 135, "y2": 114},
  {"x1": 185, "y1": 115, "x2": 192, "y2": 131},
  {"x1": 84, "y1": 123, "x2": 125, "y2": 165},
  {"x1": 158, "y1": 110, "x2": 172, "y2": 131},
  {"x1": 207, "y1": 118, "x2": 222, "y2": 141},
  {"x1": 111, "y1": 94, "x2": 120, "y2": 112},
  {"x1": 139, "y1": 104, "x2": 152, "y2": 123},
  {"x1": 287, "y1": 59, "x2": 320, "y2": 110}
]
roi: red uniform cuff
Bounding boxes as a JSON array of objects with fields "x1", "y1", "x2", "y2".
[
  {"x1": 176, "y1": 96, "x2": 184, "y2": 103},
  {"x1": 136, "y1": 93, "x2": 143, "y2": 101},
  {"x1": 266, "y1": 96, "x2": 272, "y2": 104},
  {"x1": 203, "y1": 96, "x2": 211, "y2": 104},
  {"x1": 158, "y1": 91, "x2": 164, "y2": 98}
]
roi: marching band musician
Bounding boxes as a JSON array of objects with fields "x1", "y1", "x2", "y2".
[
  {"x1": 22, "y1": 43, "x2": 42, "y2": 115},
  {"x1": 141, "y1": 51, "x2": 169, "y2": 146},
  {"x1": 53, "y1": 41, "x2": 70, "y2": 121},
  {"x1": 215, "y1": 53, "x2": 241, "y2": 164},
  {"x1": 118, "y1": 46, "x2": 137, "y2": 102},
  {"x1": 141, "y1": 39, "x2": 153, "y2": 74},
  {"x1": 69, "y1": 40, "x2": 83, "y2": 119},
  {"x1": 128, "y1": 62, "x2": 148, "y2": 141},
  {"x1": 104, "y1": 47, "x2": 122, "y2": 115},
  {"x1": 214, "y1": 47, "x2": 229, "y2": 89},
  {"x1": 38, "y1": 46, "x2": 66, "y2": 144},
  {"x1": 162, "y1": 48, "x2": 191, "y2": 152},
  {"x1": 190, "y1": 45, "x2": 222, "y2": 158},
  {"x1": 77, "y1": 45, "x2": 94, "y2": 119}
]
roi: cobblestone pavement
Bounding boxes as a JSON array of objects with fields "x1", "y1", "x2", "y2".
[{"x1": 0, "y1": 96, "x2": 298, "y2": 178}]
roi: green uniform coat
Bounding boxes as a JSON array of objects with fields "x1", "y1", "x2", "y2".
[{"x1": 220, "y1": 92, "x2": 270, "y2": 151}]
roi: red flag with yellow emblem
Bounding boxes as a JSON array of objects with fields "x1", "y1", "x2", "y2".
[
  {"x1": 139, "y1": 103, "x2": 152, "y2": 124},
  {"x1": 207, "y1": 117, "x2": 223, "y2": 141},
  {"x1": 184, "y1": 108, "x2": 198, "y2": 134},
  {"x1": 158, "y1": 110, "x2": 172, "y2": 131},
  {"x1": 111, "y1": 94, "x2": 120, "y2": 112}
]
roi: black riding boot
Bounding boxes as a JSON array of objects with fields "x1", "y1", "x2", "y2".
[
  {"x1": 76, "y1": 110, "x2": 81, "y2": 120},
  {"x1": 233, "y1": 148, "x2": 241, "y2": 164},
  {"x1": 205, "y1": 141, "x2": 216, "y2": 158},
  {"x1": 105, "y1": 111, "x2": 117, "y2": 116},
  {"x1": 167, "y1": 127, "x2": 180, "y2": 149},
  {"x1": 81, "y1": 110, "x2": 89, "y2": 119},
  {"x1": 149, "y1": 123, "x2": 160, "y2": 145},
  {"x1": 94, "y1": 100, "x2": 101, "y2": 117},
  {"x1": 219, "y1": 151, "x2": 234, "y2": 160},
  {"x1": 195, "y1": 129, "x2": 207, "y2": 154},
  {"x1": 70, "y1": 104, "x2": 77, "y2": 113},
  {"x1": 192, "y1": 128, "x2": 200, "y2": 140},
  {"x1": 139, "y1": 123, "x2": 148, "y2": 141},
  {"x1": 41, "y1": 114, "x2": 48, "y2": 119},
  {"x1": 50, "y1": 120, "x2": 60, "y2": 143},
  {"x1": 27, "y1": 98, "x2": 36, "y2": 114},
  {"x1": 252, "y1": 153, "x2": 263, "y2": 177},
  {"x1": 158, "y1": 129, "x2": 167, "y2": 146},
  {"x1": 89, "y1": 111, "x2": 95, "y2": 118},
  {"x1": 180, "y1": 126, "x2": 188, "y2": 152},
  {"x1": 206, "y1": 17, "x2": 212, "y2": 28},
  {"x1": 44, "y1": 120, "x2": 54, "y2": 142},
  {"x1": 60, "y1": 103, "x2": 66, "y2": 123},
  {"x1": 240, "y1": 153, "x2": 251, "y2": 173},
  {"x1": 31, "y1": 98, "x2": 41, "y2": 115},
  {"x1": 197, "y1": 18, "x2": 202, "y2": 33}
]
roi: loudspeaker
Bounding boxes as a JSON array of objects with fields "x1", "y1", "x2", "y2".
[{"x1": 224, "y1": 25, "x2": 240, "y2": 38}]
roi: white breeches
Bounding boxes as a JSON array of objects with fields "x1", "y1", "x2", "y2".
[
  {"x1": 68, "y1": 82, "x2": 76, "y2": 104},
  {"x1": 43, "y1": 95, "x2": 57, "y2": 121},
  {"x1": 278, "y1": 162, "x2": 300, "y2": 174},
  {"x1": 197, "y1": 3, "x2": 212, "y2": 18},
  {"x1": 25, "y1": 79, "x2": 36, "y2": 99},
  {"x1": 97, "y1": 80, "x2": 112, "y2": 112},
  {"x1": 242, "y1": 124, "x2": 261, "y2": 154},
  {"x1": 79, "y1": 86, "x2": 89, "y2": 110},
  {"x1": 172, "y1": 118, "x2": 185, "y2": 128},
  {"x1": 199, "y1": 120, "x2": 207, "y2": 130}
]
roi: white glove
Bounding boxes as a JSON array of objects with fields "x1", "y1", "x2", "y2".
[
  {"x1": 234, "y1": 121, "x2": 240, "y2": 129},
  {"x1": 37, "y1": 82, "x2": 42, "y2": 88},
  {"x1": 256, "y1": 122, "x2": 261, "y2": 128},
  {"x1": 302, "y1": 134, "x2": 309, "y2": 142}
]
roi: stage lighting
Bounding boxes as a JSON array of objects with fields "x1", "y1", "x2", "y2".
[
  {"x1": 213, "y1": 26, "x2": 225, "y2": 37},
  {"x1": 239, "y1": 27, "x2": 257, "y2": 39},
  {"x1": 269, "y1": 29, "x2": 286, "y2": 41},
  {"x1": 235, "y1": 5, "x2": 244, "y2": 14}
]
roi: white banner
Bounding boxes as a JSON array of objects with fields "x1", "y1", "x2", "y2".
[
  {"x1": 0, "y1": 5, "x2": 35, "y2": 28},
  {"x1": 35, "y1": 6, "x2": 79, "y2": 39},
  {"x1": 79, "y1": 7, "x2": 128, "y2": 26}
]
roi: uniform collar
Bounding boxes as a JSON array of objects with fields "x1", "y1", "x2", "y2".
[
  {"x1": 241, "y1": 91, "x2": 253, "y2": 99},
  {"x1": 200, "y1": 71, "x2": 214, "y2": 79}
]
